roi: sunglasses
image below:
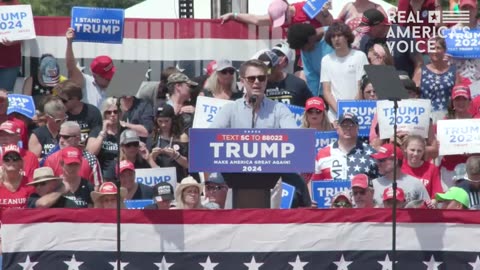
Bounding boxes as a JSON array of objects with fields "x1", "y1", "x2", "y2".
[
  {"x1": 220, "y1": 69, "x2": 235, "y2": 75},
  {"x1": 48, "y1": 114, "x2": 68, "y2": 124},
  {"x1": 307, "y1": 109, "x2": 323, "y2": 114},
  {"x1": 59, "y1": 134, "x2": 76, "y2": 140},
  {"x1": 3, "y1": 154, "x2": 21, "y2": 162},
  {"x1": 33, "y1": 181, "x2": 48, "y2": 188},
  {"x1": 377, "y1": 158, "x2": 390, "y2": 163},
  {"x1": 124, "y1": 142, "x2": 140, "y2": 148},
  {"x1": 206, "y1": 185, "x2": 227, "y2": 192},
  {"x1": 105, "y1": 110, "x2": 118, "y2": 115},
  {"x1": 340, "y1": 123, "x2": 356, "y2": 129},
  {"x1": 333, "y1": 201, "x2": 352, "y2": 208},
  {"x1": 353, "y1": 190, "x2": 366, "y2": 196},
  {"x1": 244, "y1": 75, "x2": 267, "y2": 83}
]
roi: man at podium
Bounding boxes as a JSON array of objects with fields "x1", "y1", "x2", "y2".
[{"x1": 210, "y1": 59, "x2": 297, "y2": 129}]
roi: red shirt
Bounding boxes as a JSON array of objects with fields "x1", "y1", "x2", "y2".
[
  {"x1": 21, "y1": 149, "x2": 39, "y2": 182},
  {"x1": 401, "y1": 160, "x2": 443, "y2": 198},
  {"x1": 397, "y1": 0, "x2": 436, "y2": 53},
  {"x1": 44, "y1": 151, "x2": 96, "y2": 186},
  {"x1": 0, "y1": 176, "x2": 34, "y2": 209}
]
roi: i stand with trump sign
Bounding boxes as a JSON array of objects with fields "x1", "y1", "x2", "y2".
[{"x1": 71, "y1": 6, "x2": 125, "y2": 44}]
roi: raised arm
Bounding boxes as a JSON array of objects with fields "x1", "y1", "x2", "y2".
[
  {"x1": 65, "y1": 28, "x2": 85, "y2": 88},
  {"x1": 220, "y1": 13, "x2": 272, "y2": 26}
]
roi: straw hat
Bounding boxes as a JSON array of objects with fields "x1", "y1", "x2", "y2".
[
  {"x1": 27, "y1": 167, "x2": 62, "y2": 186},
  {"x1": 91, "y1": 182, "x2": 127, "y2": 202},
  {"x1": 175, "y1": 176, "x2": 203, "y2": 200}
]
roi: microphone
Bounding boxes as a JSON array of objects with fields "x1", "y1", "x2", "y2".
[
  {"x1": 249, "y1": 95, "x2": 258, "y2": 107},
  {"x1": 249, "y1": 95, "x2": 258, "y2": 128}
]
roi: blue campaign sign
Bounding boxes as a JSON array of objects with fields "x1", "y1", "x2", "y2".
[
  {"x1": 302, "y1": 0, "x2": 329, "y2": 19},
  {"x1": 281, "y1": 182, "x2": 295, "y2": 209},
  {"x1": 286, "y1": 104, "x2": 305, "y2": 127},
  {"x1": 315, "y1": 131, "x2": 338, "y2": 153},
  {"x1": 444, "y1": 29, "x2": 480, "y2": 59},
  {"x1": 337, "y1": 100, "x2": 376, "y2": 137},
  {"x1": 7, "y1": 94, "x2": 35, "y2": 119},
  {"x1": 71, "y1": 7, "x2": 125, "y2": 44},
  {"x1": 189, "y1": 128, "x2": 316, "y2": 173},
  {"x1": 125, "y1": 200, "x2": 153, "y2": 209},
  {"x1": 311, "y1": 180, "x2": 351, "y2": 208}
]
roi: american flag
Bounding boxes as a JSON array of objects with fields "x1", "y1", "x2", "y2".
[
  {"x1": 2, "y1": 209, "x2": 480, "y2": 270},
  {"x1": 441, "y1": 11, "x2": 470, "y2": 24}
]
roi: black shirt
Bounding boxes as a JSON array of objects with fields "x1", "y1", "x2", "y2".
[
  {"x1": 27, "y1": 193, "x2": 79, "y2": 208},
  {"x1": 89, "y1": 126, "x2": 118, "y2": 175},
  {"x1": 265, "y1": 73, "x2": 313, "y2": 106},
  {"x1": 67, "y1": 103, "x2": 103, "y2": 144},
  {"x1": 32, "y1": 125, "x2": 57, "y2": 158},
  {"x1": 63, "y1": 178, "x2": 94, "y2": 208},
  {"x1": 154, "y1": 137, "x2": 189, "y2": 182},
  {"x1": 122, "y1": 97, "x2": 154, "y2": 134},
  {"x1": 132, "y1": 183, "x2": 154, "y2": 200}
]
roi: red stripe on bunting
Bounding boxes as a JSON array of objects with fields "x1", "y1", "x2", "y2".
[
  {"x1": 33, "y1": 17, "x2": 273, "y2": 39},
  {"x1": 1, "y1": 208, "x2": 478, "y2": 225}
]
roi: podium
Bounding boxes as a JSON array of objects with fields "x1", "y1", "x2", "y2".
[{"x1": 222, "y1": 173, "x2": 281, "y2": 209}]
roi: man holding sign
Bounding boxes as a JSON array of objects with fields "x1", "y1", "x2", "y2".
[{"x1": 65, "y1": 28, "x2": 116, "y2": 108}]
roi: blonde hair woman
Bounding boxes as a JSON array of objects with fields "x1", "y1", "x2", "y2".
[
  {"x1": 200, "y1": 59, "x2": 242, "y2": 100},
  {"x1": 301, "y1": 97, "x2": 334, "y2": 131},
  {"x1": 175, "y1": 176, "x2": 204, "y2": 209}
]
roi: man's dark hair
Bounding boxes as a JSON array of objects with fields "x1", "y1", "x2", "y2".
[
  {"x1": 53, "y1": 80, "x2": 82, "y2": 100},
  {"x1": 287, "y1": 24, "x2": 316, "y2": 50},
  {"x1": 325, "y1": 22, "x2": 355, "y2": 48}
]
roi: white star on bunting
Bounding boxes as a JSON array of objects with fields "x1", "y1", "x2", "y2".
[
  {"x1": 289, "y1": 255, "x2": 308, "y2": 270},
  {"x1": 333, "y1": 254, "x2": 352, "y2": 270},
  {"x1": 377, "y1": 254, "x2": 397, "y2": 270},
  {"x1": 423, "y1": 255, "x2": 442, "y2": 270},
  {"x1": 154, "y1": 256, "x2": 174, "y2": 270},
  {"x1": 18, "y1": 255, "x2": 38, "y2": 270},
  {"x1": 109, "y1": 260, "x2": 129, "y2": 270},
  {"x1": 469, "y1": 256, "x2": 480, "y2": 270},
  {"x1": 64, "y1": 255, "x2": 84, "y2": 270},
  {"x1": 199, "y1": 256, "x2": 219, "y2": 270},
  {"x1": 244, "y1": 256, "x2": 263, "y2": 270}
]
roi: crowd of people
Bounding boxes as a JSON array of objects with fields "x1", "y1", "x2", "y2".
[{"x1": 0, "y1": 0, "x2": 479, "y2": 212}]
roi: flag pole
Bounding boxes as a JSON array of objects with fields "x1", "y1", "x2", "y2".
[{"x1": 116, "y1": 96, "x2": 122, "y2": 270}]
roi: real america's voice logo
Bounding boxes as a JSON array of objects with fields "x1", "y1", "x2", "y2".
[{"x1": 384, "y1": 10, "x2": 471, "y2": 54}]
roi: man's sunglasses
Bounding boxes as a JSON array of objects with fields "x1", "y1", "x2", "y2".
[
  {"x1": 59, "y1": 134, "x2": 76, "y2": 140},
  {"x1": 206, "y1": 185, "x2": 227, "y2": 192},
  {"x1": 244, "y1": 75, "x2": 267, "y2": 83},
  {"x1": 3, "y1": 154, "x2": 21, "y2": 162}
]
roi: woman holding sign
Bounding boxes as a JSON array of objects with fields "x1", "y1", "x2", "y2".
[
  {"x1": 438, "y1": 85, "x2": 473, "y2": 188},
  {"x1": 401, "y1": 135, "x2": 444, "y2": 198}
]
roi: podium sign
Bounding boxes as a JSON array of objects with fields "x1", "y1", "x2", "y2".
[{"x1": 189, "y1": 128, "x2": 315, "y2": 173}]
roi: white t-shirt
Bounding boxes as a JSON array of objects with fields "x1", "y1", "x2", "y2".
[
  {"x1": 320, "y1": 49, "x2": 368, "y2": 121},
  {"x1": 82, "y1": 74, "x2": 107, "y2": 108},
  {"x1": 372, "y1": 173, "x2": 431, "y2": 207}
]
